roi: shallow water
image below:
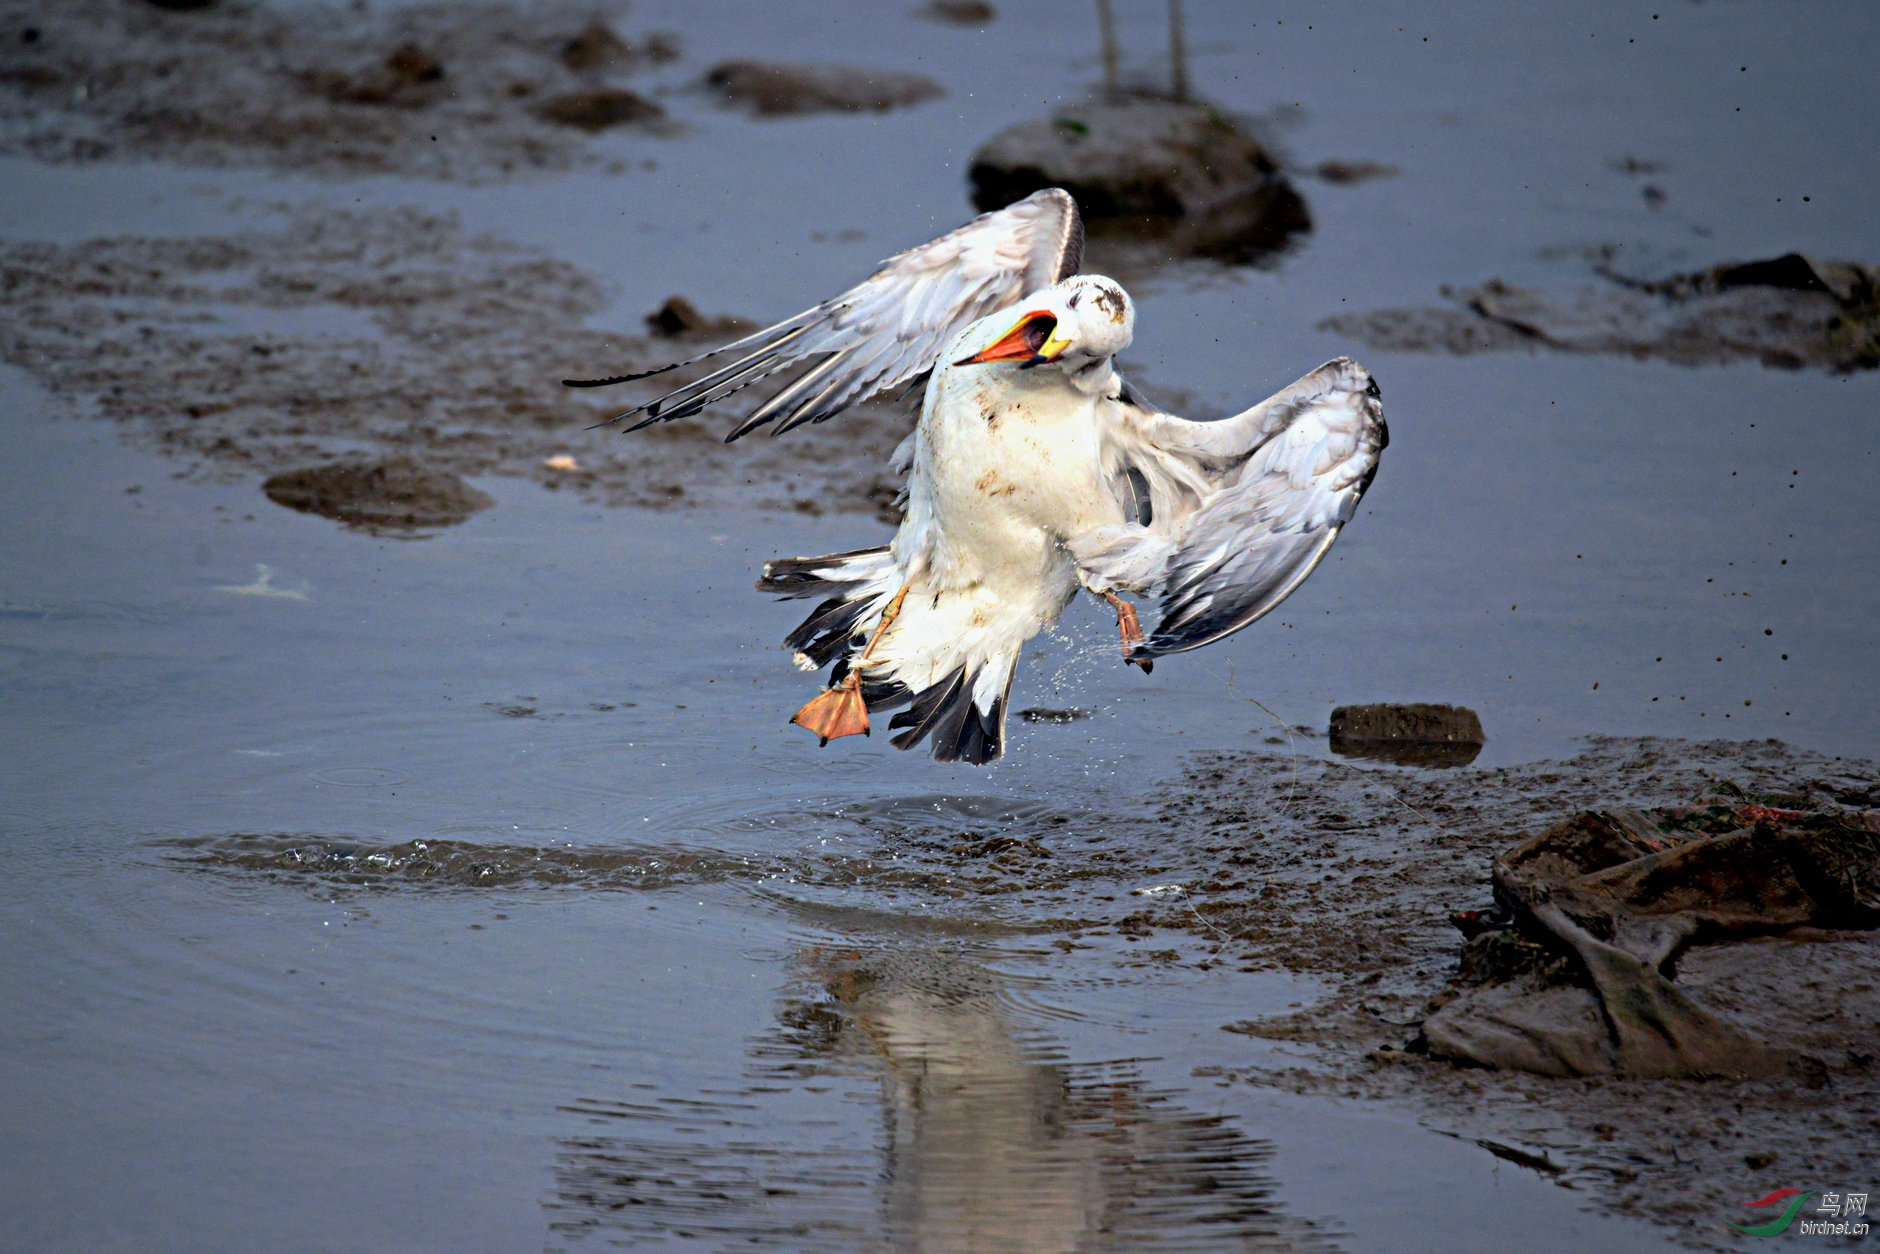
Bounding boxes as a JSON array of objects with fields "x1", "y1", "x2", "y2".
[{"x1": 2, "y1": 2, "x2": 1877, "y2": 1250}]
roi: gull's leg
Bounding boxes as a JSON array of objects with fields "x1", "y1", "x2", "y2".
[
  {"x1": 791, "y1": 586, "x2": 910, "y2": 745},
  {"x1": 1103, "y1": 591, "x2": 1153, "y2": 674}
]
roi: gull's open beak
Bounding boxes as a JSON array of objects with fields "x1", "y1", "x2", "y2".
[{"x1": 954, "y1": 312, "x2": 1071, "y2": 368}]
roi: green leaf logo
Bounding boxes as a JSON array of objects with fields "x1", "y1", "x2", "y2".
[{"x1": 1732, "y1": 1189, "x2": 1814, "y2": 1237}]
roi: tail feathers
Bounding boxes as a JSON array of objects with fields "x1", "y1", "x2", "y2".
[
  {"x1": 829, "y1": 656, "x2": 913, "y2": 712},
  {"x1": 757, "y1": 545, "x2": 893, "y2": 599},
  {"x1": 886, "y1": 661, "x2": 1012, "y2": 765},
  {"x1": 761, "y1": 545, "x2": 1019, "y2": 764},
  {"x1": 764, "y1": 545, "x2": 899, "y2": 669},
  {"x1": 784, "y1": 595, "x2": 880, "y2": 669}
]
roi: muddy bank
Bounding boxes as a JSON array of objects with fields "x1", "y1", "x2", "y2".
[
  {"x1": 1323, "y1": 253, "x2": 1880, "y2": 373},
  {"x1": 0, "y1": 0, "x2": 681, "y2": 179},
  {"x1": 0, "y1": 208, "x2": 912, "y2": 522},
  {"x1": 1421, "y1": 801, "x2": 1877, "y2": 1081},
  {"x1": 163, "y1": 732, "x2": 1879, "y2": 1249},
  {"x1": 1171, "y1": 737, "x2": 1878, "y2": 1251}
]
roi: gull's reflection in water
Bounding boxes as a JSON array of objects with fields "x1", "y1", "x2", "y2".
[{"x1": 548, "y1": 943, "x2": 1333, "y2": 1252}]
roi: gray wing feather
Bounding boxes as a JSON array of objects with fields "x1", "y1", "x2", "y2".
[
  {"x1": 1077, "y1": 357, "x2": 1386, "y2": 659},
  {"x1": 575, "y1": 189, "x2": 1083, "y2": 442}
]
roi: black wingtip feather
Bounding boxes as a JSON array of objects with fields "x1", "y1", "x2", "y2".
[{"x1": 562, "y1": 361, "x2": 685, "y2": 389}]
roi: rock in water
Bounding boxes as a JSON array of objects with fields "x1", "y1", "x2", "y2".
[
  {"x1": 263, "y1": 458, "x2": 493, "y2": 534},
  {"x1": 643, "y1": 295, "x2": 755, "y2": 339},
  {"x1": 968, "y1": 101, "x2": 1309, "y2": 263},
  {"x1": 1329, "y1": 702, "x2": 1484, "y2": 768}
]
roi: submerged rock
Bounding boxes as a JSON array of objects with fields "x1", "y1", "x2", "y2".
[
  {"x1": 1329, "y1": 702, "x2": 1484, "y2": 768},
  {"x1": 969, "y1": 101, "x2": 1308, "y2": 265},
  {"x1": 705, "y1": 60, "x2": 943, "y2": 116},
  {"x1": 1421, "y1": 802, "x2": 1880, "y2": 1078},
  {"x1": 262, "y1": 458, "x2": 493, "y2": 534}
]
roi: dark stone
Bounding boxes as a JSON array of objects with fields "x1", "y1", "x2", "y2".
[
  {"x1": 1329, "y1": 702, "x2": 1484, "y2": 768},
  {"x1": 644, "y1": 295, "x2": 754, "y2": 339}
]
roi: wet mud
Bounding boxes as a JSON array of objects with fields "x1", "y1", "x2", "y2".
[
  {"x1": 704, "y1": 60, "x2": 945, "y2": 117},
  {"x1": 6, "y1": 5, "x2": 1878, "y2": 1249},
  {"x1": 261, "y1": 457, "x2": 492, "y2": 534},
  {"x1": 0, "y1": 208, "x2": 913, "y2": 522},
  {"x1": 0, "y1": 0, "x2": 682, "y2": 179},
  {"x1": 1422, "y1": 801, "x2": 1878, "y2": 1080},
  {"x1": 1323, "y1": 253, "x2": 1880, "y2": 374},
  {"x1": 164, "y1": 734, "x2": 1879, "y2": 1250}
]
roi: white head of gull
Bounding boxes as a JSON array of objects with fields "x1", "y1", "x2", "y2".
[{"x1": 566, "y1": 190, "x2": 1387, "y2": 764}]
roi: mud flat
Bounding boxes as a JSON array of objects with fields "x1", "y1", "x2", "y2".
[
  {"x1": 1324, "y1": 253, "x2": 1880, "y2": 374},
  {"x1": 167, "y1": 732, "x2": 1879, "y2": 1250},
  {"x1": 0, "y1": 0, "x2": 682, "y2": 179},
  {"x1": 0, "y1": 208, "x2": 912, "y2": 524}
]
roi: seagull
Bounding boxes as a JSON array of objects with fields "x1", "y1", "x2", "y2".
[{"x1": 566, "y1": 189, "x2": 1386, "y2": 765}]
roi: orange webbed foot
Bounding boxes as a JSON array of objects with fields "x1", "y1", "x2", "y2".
[
  {"x1": 1106, "y1": 594, "x2": 1154, "y2": 674},
  {"x1": 790, "y1": 674, "x2": 871, "y2": 745}
]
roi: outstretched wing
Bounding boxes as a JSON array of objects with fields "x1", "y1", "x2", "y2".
[
  {"x1": 567, "y1": 189, "x2": 1083, "y2": 442},
  {"x1": 1076, "y1": 357, "x2": 1387, "y2": 659}
]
